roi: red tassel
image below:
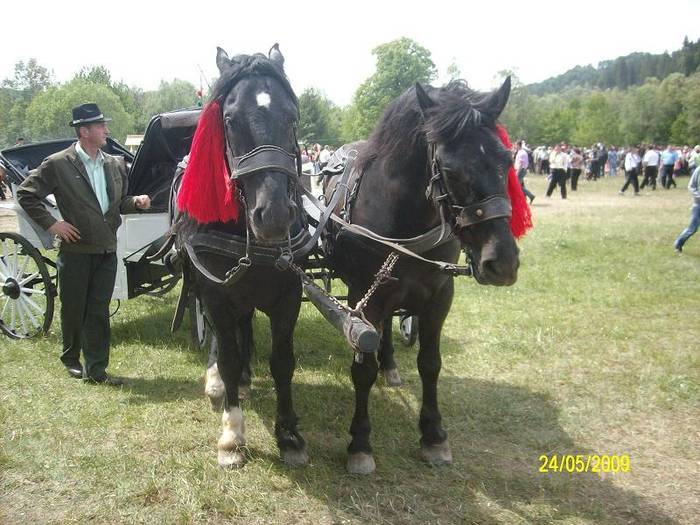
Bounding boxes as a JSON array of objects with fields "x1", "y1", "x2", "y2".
[
  {"x1": 495, "y1": 124, "x2": 532, "y2": 239},
  {"x1": 177, "y1": 100, "x2": 239, "y2": 224}
]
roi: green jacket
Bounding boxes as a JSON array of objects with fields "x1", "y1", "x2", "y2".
[{"x1": 17, "y1": 142, "x2": 138, "y2": 253}]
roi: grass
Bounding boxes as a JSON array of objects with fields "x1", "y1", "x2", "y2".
[{"x1": 1, "y1": 175, "x2": 698, "y2": 524}]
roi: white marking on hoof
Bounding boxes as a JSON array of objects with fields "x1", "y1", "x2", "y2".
[
  {"x1": 256, "y1": 92, "x2": 271, "y2": 108},
  {"x1": 383, "y1": 368, "x2": 402, "y2": 387},
  {"x1": 282, "y1": 448, "x2": 309, "y2": 467},
  {"x1": 218, "y1": 448, "x2": 246, "y2": 468},
  {"x1": 238, "y1": 384, "x2": 251, "y2": 401},
  {"x1": 347, "y1": 452, "x2": 376, "y2": 475},
  {"x1": 421, "y1": 440, "x2": 452, "y2": 465},
  {"x1": 217, "y1": 407, "x2": 246, "y2": 467},
  {"x1": 205, "y1": 363, "x2": 225, "y2": 400}
]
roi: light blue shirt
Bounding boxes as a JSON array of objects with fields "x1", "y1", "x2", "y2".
[
  {"x1": 75, "y1": 142, "x2": 109, "y2": 214},
  {"x1": 661, "y1": 149, "x2": 678, "y2": 166}
]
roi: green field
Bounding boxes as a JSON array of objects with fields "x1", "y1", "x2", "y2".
[{"x1": 1, "y1": 175, "x2": 698, "y2": 524}]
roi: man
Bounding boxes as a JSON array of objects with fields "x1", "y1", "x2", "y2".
[
  {"x1": 641, "y1": 144, "x2": 660, "y2": 190},
  {"x1": 319, "y1": 145, "x2": 331, "y2": 169},
  {"x1": 514, "y1": 140, "x2": 535, "y2": 203},
  {"x1": 619, "y1": 145, "x2": 641, "y2": 195},
  {"x1": 17, "y1": 103, "x2": 151, "y2": 385},
  {"x1": 546, "y1": 143, "x2": 569, "y2": 199},
  {"x1": 660, "y1": 145, "x2": 678, "y2": 189},
  {"x1": 607, "y1": 146, "x2": 618, "y2": 177},
  {"x1": 674, "y1": 165, "x2": 700, "y2": 253}
]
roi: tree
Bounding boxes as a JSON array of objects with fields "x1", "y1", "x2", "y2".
[
  {"x1": 25, "y1": 78, "x2": 133, "y2": 142},
  {"x1": 142, "y1": 79, "x2": 198, "y2": 119},
  {"x1": 1, "y1": 59, "x2": 53, "y2": 93},
  {"x1": 346, "y1": 37, "x2": 437, "y2": 138},
  {"x1": 446, "y1": 59, "x2": 461, "y2": 81},
  {"x1": 298, "y1": 88, "x2": 341, "y2": 146}
]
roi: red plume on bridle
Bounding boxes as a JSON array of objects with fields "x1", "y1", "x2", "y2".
[
  {"x1": 177, "y1": 99, "x2": 239, "y2": 224},
  {"x1": 495, "y1": 124, "x2": 532, "y2": 239}
]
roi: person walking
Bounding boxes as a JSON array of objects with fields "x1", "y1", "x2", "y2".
[
  {"x1": 514, "y1": 140, "x2": 535, "y2": 203},
  {"x1": 660, "y1": 145, "x2": 678, "y2": 189},
  {"x1": 17, "y1": 104, "x2": 151, "y2": 384},
  {"x1": 674, "y1": 165, "x2": 700, "y2": 253},
  {"x1": 546, "y1": 143, "x2": 569, "y2": 199},
  {"x1": 641, "y1": 144, "x2": 660, "y2": 190},
  {"x1": 619, "y1": 146, "x2": 641, "y2": 195},
  {"x1": 569, "y1": 147, "x2": 584, "y2": 191}
]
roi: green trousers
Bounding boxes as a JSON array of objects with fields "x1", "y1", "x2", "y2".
[{"x1": 57, "y1": 251, "x2": 117, "y2": 378}]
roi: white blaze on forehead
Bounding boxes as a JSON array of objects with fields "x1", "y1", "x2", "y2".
[
  {"x1": 480, "y1": 144, "x2": 486, "y2": 154},
  {"x1": 256, "y1": 92, "x2": 271, "y2": 108}
]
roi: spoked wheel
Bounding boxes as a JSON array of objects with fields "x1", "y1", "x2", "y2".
[
  {"x1": 398, "y1": 314, "x2": 419, "y2": 347},
  {"x1": 0, "y1": 232, "x2": 56, "y2": 339}
]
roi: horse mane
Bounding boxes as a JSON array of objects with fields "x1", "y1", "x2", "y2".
[
  {"x1": 357, "y1": 80, "x2": 493, "y2": 173},
  {"x1": 211, "y1": 53, "x2": 298, "y2": 110}
]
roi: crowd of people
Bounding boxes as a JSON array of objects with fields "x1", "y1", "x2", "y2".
[{"x1": 513, "y1": 140, "x2": 700, "y2": 252}]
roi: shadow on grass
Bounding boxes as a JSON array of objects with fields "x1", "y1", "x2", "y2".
[
  {"x1": 123, "y1": 375, "x2": 203, "y2": 404},
  {"x1": 240, "y1": 368, "x2": 678, "y2": 524}
]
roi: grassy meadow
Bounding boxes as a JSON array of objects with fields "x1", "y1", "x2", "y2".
[{"x1": 1, "y1": 175, "x2": 698, "y2": 524}]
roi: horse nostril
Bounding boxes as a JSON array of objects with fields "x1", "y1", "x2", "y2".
[
  {"x1": 253, "y1": 207, "x2": 264, "y2": 225},
  {"x1": 288, "y1": 200, "x2": 298, "y2": 222}
]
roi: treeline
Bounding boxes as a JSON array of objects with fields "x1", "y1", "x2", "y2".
[
  {"x1": 2, "y1": 37, "x2": 699, "y2": 150},
  {"x1": 528, "y1": 37, "x2": 700, "y2": 95},
  {"x1": 0, "y1": 60, "x2": 201, "y2": 148},
  {"x1": 500, "y1": 71, "x2": 700, "y2": 146}
]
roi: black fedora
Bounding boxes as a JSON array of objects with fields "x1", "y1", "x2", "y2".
[{"x1": 69, "y1": 103, "x2": 112, "y2": 127}]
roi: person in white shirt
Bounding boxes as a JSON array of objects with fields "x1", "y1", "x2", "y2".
[
  {"x1": 546, "y1": 143, "x2": 569, "y2": 199},
  {"x1": 514, "y1": 140, "x2": 535, "y2": 203},
  {"x1": 619, "y1": 146, "x2": 641, "y2": 195},
  {"x1": 640, "y1": 144, "x2": 660, "y2": 190}
]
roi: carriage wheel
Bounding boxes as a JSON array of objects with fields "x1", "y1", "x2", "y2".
[
  {"x1": 188, "y1": 292, "x2": 208, "y2": 349},
  {"x1": 0, "y1": 232, "x2": 55, "y2": 339},
  {"x1": 398, "y1": 314, "x2": 419, "y2": 347}
]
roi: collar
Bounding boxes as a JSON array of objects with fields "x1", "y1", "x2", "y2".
[{"x1": 75, "y1": 141, "x2": 105, "y2": 164}]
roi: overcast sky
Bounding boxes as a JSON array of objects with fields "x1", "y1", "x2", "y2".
[{"x1": 3, "y1": 0, "x2": 699, "y2": 106}]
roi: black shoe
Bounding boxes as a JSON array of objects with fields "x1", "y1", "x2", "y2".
[
  {"x1": 85, "y1": 374, "x2": 125, "y2": 386},
  {"x1": 64, "y1": 364, "x2": 83, "y2": 379}
]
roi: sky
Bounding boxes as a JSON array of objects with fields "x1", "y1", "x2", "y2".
[{"x1": 3, "y1": 0, "x2": 700, "y2": 106}]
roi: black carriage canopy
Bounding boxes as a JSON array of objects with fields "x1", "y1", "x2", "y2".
[{"x1": 0, "y1": 107, "x2": 202, "y2": 213}]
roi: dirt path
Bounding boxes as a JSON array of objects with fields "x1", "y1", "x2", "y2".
[{"x1": 0, "y1": 196, "x2": 18, "y2": 232}]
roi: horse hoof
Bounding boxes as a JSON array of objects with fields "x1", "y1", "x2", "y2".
[
  {"x1": 218, "y1": 449, "x2": 246, "y2": 468},
  {"x1": 238, "y1": 384, "x2": 251, "y2": 401},
  {"x1": 347, "y1": 452, "x2": 376, "y2": 475},
  {"x1": 282, "y1": 448, "x2": 309, "y2": 467},
  {"x1": 208, "y1": 395, "x2": 224, "y2": 412},
  {"x1": 421, "y1": 440, "x2": 452, "y2": 466},
  {"x1": 383, "y1": 368, "x2": 402, "y2": 387}
]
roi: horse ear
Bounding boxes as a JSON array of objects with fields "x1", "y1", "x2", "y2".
[
  {"x1": 216, "y1": 47, "x2": 231, "y2": 73},
  {"x1": 482, "y1": 76, "x2": 511, "y2": 121},
  {"x1": 269, "y1": 43, "x2": 285, "y2": 69},
  {"x1": 415, "y1": 83, "x2": 434, "y2": 114}
]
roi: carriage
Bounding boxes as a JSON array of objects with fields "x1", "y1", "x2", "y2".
[
  {"x1": 0, "y1": 108, "x2": 416, "y2": 346},
  {"x1": 0, "y1": 109, "x2": 204, "y2": 341}
]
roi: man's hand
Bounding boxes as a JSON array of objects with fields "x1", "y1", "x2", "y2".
[
  {"x1": 134, "y1": 195, "x2": 151, "y2": 210},
  {"x1": 48, "y1": 221, "x2": 81, "y2": 243}
]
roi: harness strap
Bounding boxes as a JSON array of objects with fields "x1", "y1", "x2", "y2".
[
  {"x1": 301, "y1": 185, "x2": 472, "y2": 276},
  {"x1": 454, "y1": 195, "x2": 512, "y2": 228}
]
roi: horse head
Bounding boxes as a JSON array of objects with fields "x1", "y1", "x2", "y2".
[
  {"x1": 416, "y1": 77, "x2": 520, "y2": 286},
  {"x1": 215, "y1": 45, "x2": 300, "y2": 242}
]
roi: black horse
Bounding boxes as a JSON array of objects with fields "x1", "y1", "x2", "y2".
[
  {"x1": 324, "y1": 78, "x2": 521, "y2": 474},
  {"x1": 175, "y1": 45, "x2": 308, "y2": 467}
]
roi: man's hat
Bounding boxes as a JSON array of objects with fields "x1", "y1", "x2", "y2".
[{"x1": 69, "y1": 103, "x2": 112, "y2": 127}]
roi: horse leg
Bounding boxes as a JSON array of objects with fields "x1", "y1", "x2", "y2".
[
  {"x1": 237, "y1": 310, "x2": 255, "y2": 400},
  {"x1": 379, "y1": 316, "x2": 402, "y2": 386},
  {"x1": 206, "y1": 302, "x2": 248, "y2": 468},
  {"x1": 347, "y1": 288, "x2": 380, "y2": 475},
  {"x1": 268, "y1": 285, "x2": 308, "y2": 466},
  {"x1": 204, "y1": 334, "x2": 225, "y2": 411},
  {"x1": 417, "y1": 281, "x2": 453, "y2": 466}
]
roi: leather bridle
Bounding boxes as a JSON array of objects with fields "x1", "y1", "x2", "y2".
[{"x1": 425, "y1": 142, "x2": 512, "y2": 233}]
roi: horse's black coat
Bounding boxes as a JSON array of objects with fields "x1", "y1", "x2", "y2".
[
  {"x1": 326, "y1": 78, "x2": 520, "y2": 471},
  {"x1": 175, "y1": 46, "x2": 307, "y2": 464}
]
